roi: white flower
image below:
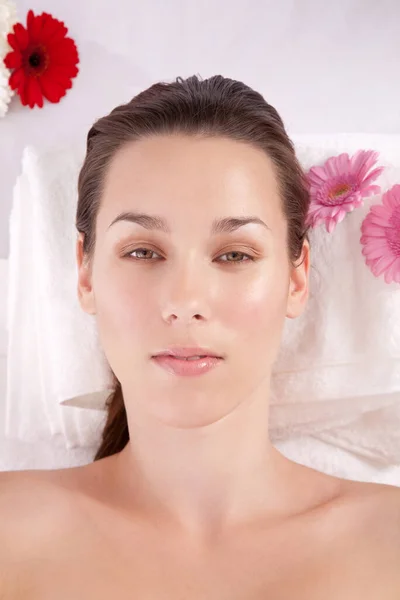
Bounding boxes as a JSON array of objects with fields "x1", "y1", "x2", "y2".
[
  {"x1": 0, "y1": 0, "x2": 18, "y2": 117},
  {"x1": 0, "y1": 56, "x2": 13, "y2": 117},
  {"x1": 0, "y1": 0, "x2": 18, "y2": 39}
]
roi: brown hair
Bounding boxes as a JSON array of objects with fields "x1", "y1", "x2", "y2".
[{"x1": 75, "y1": 74, "x2": 310, "y2": 462}]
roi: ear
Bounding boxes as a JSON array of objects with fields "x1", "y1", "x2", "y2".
[
  {"x1": 286, "y1": 239, "x2": 310, "y2": 319},
  {"x1": 76, "y1": 232, "x2": 96, "y2": 315}
]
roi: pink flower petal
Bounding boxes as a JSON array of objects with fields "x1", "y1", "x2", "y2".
[
  {"x1": 364, "y1": 245, "x2": 390, "y2": 261},
  {"x1": 327, "y1": 218, "x2": 337, "y2": 233},
  {"x1": 336, "y1": 209, "x2": 348, "y2": 224},
  {"x1": 367, "y1": 210, "x2": 390, "y2": 228},
  {"x1": 361, "y1": 217, "x2": 373, "y2": 232},
  {"x1": 352, "y1": 150, "x2": 379, "y2": 180},
  {"x1": 361, "y1": 185, "x2": 381, "y2": 197},
  {"x1": 391, "y1": 258, "x2": 400, "y2": 283},
  {"x1": 307, "y1": 166, "x2": 330, "y2": 185},
  {"x1": 371, "y1": 204, "x2": 389, "y2": 216},
  {"x1": 331, "y1": 205, "x2": 342, "y2": 218},
  {"x1": 372, "y1": 255, "x2": 394, "y2": 277},
  {"x1": 324, "y1": 155, "x2": 343, "y2": 179},
  {"x1": 336, "y1": 153, "x2": 351, "y2": 173},
  {"x1": 359, "y1": 167, "x2": 385, "y2": 189},
  {"x1": 383, "y1": 185, "x2": 400, "y2": 209},
  {"x1": 384, "y1": 259, "x2": 399, "y2": 283},
  {"x1": 361, "y1": 237, "x2": 380, "y2": 250}
]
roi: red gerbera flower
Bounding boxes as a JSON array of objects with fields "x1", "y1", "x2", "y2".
[{"x1": 3, "y1": 10, "x2": 79, "y2": 109}]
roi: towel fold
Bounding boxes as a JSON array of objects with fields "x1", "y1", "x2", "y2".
[{"x1": 5, "y1": 134, "x2": 400, "y2": 463}]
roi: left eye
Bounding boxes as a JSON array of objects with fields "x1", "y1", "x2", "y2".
[
  {"x1": 127, "y1": 248, "x2": 160, "y2": 260},
  {"x1": 218, "y1": 251, "x2": 253, "y2": 263}
]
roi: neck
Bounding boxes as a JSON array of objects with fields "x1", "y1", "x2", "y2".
[{"x1": 110, "y1": 386, "x2": 335, "y2": 543}]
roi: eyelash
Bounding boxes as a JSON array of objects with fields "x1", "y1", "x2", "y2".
[{"x1": 123, "y1": 247, "x2": 256, "y2": 265}]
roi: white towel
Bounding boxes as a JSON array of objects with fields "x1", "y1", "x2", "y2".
[
  {"x1": 5, "y1": 145, "x2": 111, "y2": 449},
  {"x1": 6, "y1": 171, "x2": 53, "y2": 443},
  {"x1": 5, "y1": 134, "x2": 400, "y2": 462}
]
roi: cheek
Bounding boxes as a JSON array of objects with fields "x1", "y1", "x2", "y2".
[
  {"x1": 229, "y1": 273, "x2": 288, "y2": 375},
  {"x1": 220, "y1": 268, "x2": 288, "y2": 334},
  {"x1": 92, "y1": 264, "x2": 151, "y2": 353},
  {"x1": 105, "y1": 281, "x2": 150, "y2": 333}
]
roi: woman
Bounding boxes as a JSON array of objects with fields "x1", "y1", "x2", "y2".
[{"x1": 1, "y1": 75, "x2": 400, "y2": 598}]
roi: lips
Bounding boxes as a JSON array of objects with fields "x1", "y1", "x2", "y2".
[
  {"x1": 170, "y1": 355, "x2": 207, "y2": 361},
  {"x1": 152, "y1": 354, "x2": 223, "y2": 377},
  {"x1": 153, "y1": 346, "x2": 223, "y2": 359}
]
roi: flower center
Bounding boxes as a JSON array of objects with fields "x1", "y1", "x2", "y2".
[
  {"x1": 29, "y1": 52, "x2": 41, "y2": 67},
  {"x1": 329, "y1": 183, "x2": 352, "y2": 199},
  {"x1": 24, "y1": 46, "x2": 49, "y2": 76},
  {"x1": 386, "y1": 206, "x2": 400, "y2": 257}
]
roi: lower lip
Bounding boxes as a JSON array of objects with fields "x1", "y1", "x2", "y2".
[{"x1": 152, "y1": 355, "x2": 223, "y2": 376}]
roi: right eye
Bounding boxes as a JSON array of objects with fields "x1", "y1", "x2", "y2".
[{"x1": 124, "y1": 248, "x2": 161, "y2": 261}]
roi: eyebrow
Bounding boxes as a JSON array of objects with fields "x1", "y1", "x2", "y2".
[{"x1": 108, "y1": 212, "x2": 271, "y2": 234}]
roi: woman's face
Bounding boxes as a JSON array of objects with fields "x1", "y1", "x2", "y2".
[{"x1": 77, "y1": 134, "x2": 309, "y2": 427}]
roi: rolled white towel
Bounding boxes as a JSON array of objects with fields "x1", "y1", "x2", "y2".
[{"x1": 6, "y1": 145, "x2": 111, "y2": 449}]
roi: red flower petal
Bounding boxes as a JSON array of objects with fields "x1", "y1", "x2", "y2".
[
  {"x1": 40, "y1": 14, "x2": 67, "y2": 43},
  {"x1": 56, "y1": 63, "x2": 79, "y2": 78},
  {"x1": 27, "y1": 76, "x2": 44, "y2": 108},
  {"x1": 8, "y1": 67, "x2": 24, "y2": 90},
  {"x1": 46, "y1": 64, "x2": 77, "y2": 83},
  {"x1": 45, "y1": 66, "x2": 74, "y2": 89},
  {"x1": 43, "y1": 71, "x2": 71, "y2": 92},
  {"x1": 13, "y1": 23, "x2": 30, "y2": 51},
  {"x1": 26, "y1": 10, "x2": 35, "y2": 32},
  {"x1": 3, "y1": 51, "x2": 22, "y2": 70},
  {"x1": 39, "y1": 75, "x2": 67, "y2": 103},
  {"x1": 47, "y1": 24, "x2": 69, "y2": 45},
  {"x1": 18, "y1": 76, "x2": 29, "y2": 106},
  {"x1": 29, "y1": 13, "x2": 45, "y2": 43},
  {"x1": 6, "y1": 32, "x2": 19, "y2": 51},
  {"x1": 48, "y1": 38, "x2": 79, "y2": 64}
]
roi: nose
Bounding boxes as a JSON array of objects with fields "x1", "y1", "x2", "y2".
[{"x1": 160, "y1": 261, "x2": 211, "y2": 325}]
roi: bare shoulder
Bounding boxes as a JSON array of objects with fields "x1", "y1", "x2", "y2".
[
  {"x1": 341, "y1": 477, "x2": 400, "y2": 519},
  {"x1": 335, "y1": 477, "x2": 400, "y2": 533},
  {"x1": 0, "y1": 466, "x2": 86, "y2": 558},
  {"x1": 0, "y1": 468, "x2": 82, "y2": 597},
  {"x1": 336, "y1": 478, "x2": 400, "y2": 584},
  {"x1": 0, "y1": 465, "x2": 81, "y2": 509}
]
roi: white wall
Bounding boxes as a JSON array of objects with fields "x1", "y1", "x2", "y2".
[{"x1": 1, "y1": 0, "x2": 400, "y2": 257}]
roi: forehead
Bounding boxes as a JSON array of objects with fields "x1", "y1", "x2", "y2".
[{"x1": 98, "y1": 134, "x2": 283, "y2": 230}]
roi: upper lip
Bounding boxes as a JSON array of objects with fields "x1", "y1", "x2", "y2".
[{"x1": 153, "y1": 346, "x2": 223, "y2": 359}]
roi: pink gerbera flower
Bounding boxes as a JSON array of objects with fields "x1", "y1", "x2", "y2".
[
  {"x1": 306, "y1": 150, "x2": 384, "y2": 233},
  {"x1": 360, "y1": 184, "x2": 400, "y2": 284}
]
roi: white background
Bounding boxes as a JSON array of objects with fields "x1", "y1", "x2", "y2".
[{"x1": 1, "y1": 0, "x2": 400, "y2": 257}]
